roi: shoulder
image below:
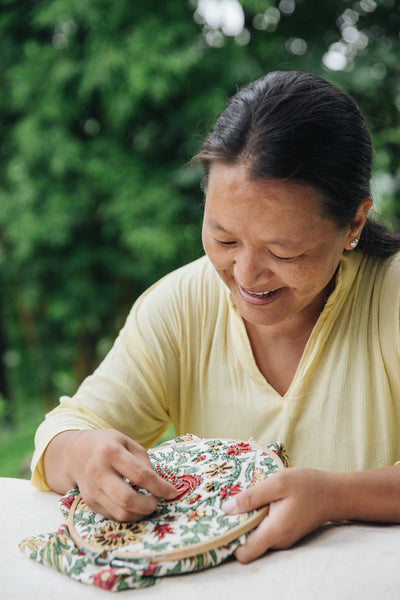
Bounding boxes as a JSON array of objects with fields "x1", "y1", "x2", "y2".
[
  {"x1": 364, "y1": 251, "x2": 400, "y2": 291},
  {"x1": 140, "y1": 255, "x2": 224, "y2": 305},
  {"x1": 380, "y1": 251, "x2": 400, "y2": 284},
  {"x1": 360, "y1": 251, "x2": 400, "y2": 314},
  {"x1": 359, "y1": 252, "x2": 400, "y2": 367},
  {"x1": 126, "y1": 255, "x2": 228, "y2": 332},
  {"x1": 379, "y1": 252, "x2": 400, "y2": 309}
]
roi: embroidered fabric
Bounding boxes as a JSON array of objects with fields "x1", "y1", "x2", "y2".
[{"x1": 20, "y1": 434, "x2": 289, "y2": 592}]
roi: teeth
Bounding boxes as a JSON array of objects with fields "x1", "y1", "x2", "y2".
[{"x1": 248, "y1": 290, "x2": 272, "y2": 297}]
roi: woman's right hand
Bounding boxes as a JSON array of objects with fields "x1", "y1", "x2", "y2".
[{"x1": 43, "y1": 429, "x2": 177, "y2": 521}]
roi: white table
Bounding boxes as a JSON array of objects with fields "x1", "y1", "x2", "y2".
[{"x1": 2, "y1": 476, "x2": 400, "y2": 599}]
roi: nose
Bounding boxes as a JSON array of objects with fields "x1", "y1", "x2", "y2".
[{"x1": 233, "y1": 247, "x2": 273, "y2": 289}]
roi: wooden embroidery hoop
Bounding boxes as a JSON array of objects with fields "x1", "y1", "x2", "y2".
[{"x1": 68, "y1": 438, "x2": 285, "y2": 563}]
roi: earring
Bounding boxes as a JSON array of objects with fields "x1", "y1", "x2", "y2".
[{"x1": 350, "y1": 238, "x2": 359, "y2": 249}]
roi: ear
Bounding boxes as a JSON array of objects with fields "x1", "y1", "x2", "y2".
[{"x1": 344, "y1": 197, "x2": 373, "y2": 251}]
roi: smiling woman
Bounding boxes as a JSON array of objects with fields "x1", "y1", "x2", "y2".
[
  {"x1": 201, "y1": 166, "x2": 372, "y2": 392},
  {"x1": 31, "y1": 71, "x2": 400, "y2": 565},
  {"x1": 202, "y1": 167, "x2": 369, "y2": 331}
]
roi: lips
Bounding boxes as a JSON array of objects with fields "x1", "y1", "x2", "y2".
[
  {"x1": 238, "y1": 285, "x2": 282, "y2": 305},
  {"x1": 244, "y1": 289, "x2": 276, "y2": 298}
]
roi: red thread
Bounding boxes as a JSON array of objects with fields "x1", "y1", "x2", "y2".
[
  {"x1": 219, "y1": 483, "x2": 242, "y2": 499},
  {"x1": 153, "y1": 523, "x2": 173, "y2": 540},
  {"x1": 156, "y1": 464, "x2": 202, "y2": 502},
  {"x1": 227, "y1": 443, "x2": 252, "y2": 456}
]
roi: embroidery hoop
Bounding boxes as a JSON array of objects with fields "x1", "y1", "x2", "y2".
[{"x1": 67, "y1": 438, "x2": 285, "y2": 564}]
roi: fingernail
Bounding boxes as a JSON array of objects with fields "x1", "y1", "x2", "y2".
[{"x1": 223, "y1": 497, "x2": 238, "y2": 514}]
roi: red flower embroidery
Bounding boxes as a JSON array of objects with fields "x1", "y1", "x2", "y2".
[
  {"x1": 187, "y1": 493, "x2": 201, "y2": 505},
  {"x1": 173, "y1": 474, "x2": 202, "y2": 501},
  {"x1": 56, "y1": 524, "x2": 69, "y2": 536},
  {"x1": 153, "y1": 523, "x2": 173, "y2": 540},
  {"x1": 219, "y1": 483, "x2": 242, "y2": 499},
  {"x1": 59, "y1": 494, "x2": 76, "y2": 510},
  {"x1": 195, "y1": 454, "x2": 207, "y2": 462},
  {"x1": 91, "y1": 568, "x2": 118, "y2": 590},
  {"x1": 227, "y1": 443, "x2": 252, "y2": 456},
  {"x1": 143, "y1": 562, "x2": 158, "y2": 577},
  {"x1": 156, "y1": 464, "x2": 202, "y2": 502}
]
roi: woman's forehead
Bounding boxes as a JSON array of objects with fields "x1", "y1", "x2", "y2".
[{"x1": 205, "y1": 164, "x2": 327, "y2": 217}]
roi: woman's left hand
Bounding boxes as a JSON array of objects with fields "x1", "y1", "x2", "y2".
[{"x1": 223, "y1": 467, "x2": 341, "y2": 563}]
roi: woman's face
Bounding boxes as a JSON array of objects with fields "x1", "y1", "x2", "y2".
[{"x1": 202, "y1": 162, "x2": 355, "y2": 334}]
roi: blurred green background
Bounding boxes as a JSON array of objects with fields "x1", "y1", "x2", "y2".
[{"x1": 1, "y1": 0, "x2": 399, "y2": 478}]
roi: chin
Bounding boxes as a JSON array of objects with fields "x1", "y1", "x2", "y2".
[{"x1": 238, "y1": 306, "x2": 283, "y2": 328}]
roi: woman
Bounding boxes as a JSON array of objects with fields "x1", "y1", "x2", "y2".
[{"x1": 32, "y1": 71, "x2": 400, "y2": 564}]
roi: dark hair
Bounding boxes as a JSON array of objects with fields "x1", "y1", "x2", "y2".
[{"x1": 197, "y1": 71, "x2": 400, "y2": 259}]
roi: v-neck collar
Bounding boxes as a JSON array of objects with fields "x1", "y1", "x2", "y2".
[{"x1": 227, "y1": 251, "x2": 364, "y2": 399}]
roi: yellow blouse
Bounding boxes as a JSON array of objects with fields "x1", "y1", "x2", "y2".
[{"x1": 32, "y1": 250, "x2": 400, "y2": 490}]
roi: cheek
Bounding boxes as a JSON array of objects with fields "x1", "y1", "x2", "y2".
[
  {"x1": 202, "y1": 230, "x2": 229, "y2": 270},
  {"x1": 205, "y1": 249, "x2": 231, "y2": 274},
  {"x1": 292, "y1": 260, "x2": 338, "y2": 296},
  {"x1": 201, "y1": 225, "x2": 209, "y2": 253},
  {"x1": 281, "y1": 263, "x2": 324, "y2": 294}
]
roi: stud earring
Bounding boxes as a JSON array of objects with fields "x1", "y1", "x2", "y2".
[{"x1": 350, "y1": 238, "x2": 359, "y2": 249}]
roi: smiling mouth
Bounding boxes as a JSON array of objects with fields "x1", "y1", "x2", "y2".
[
  {"x1": 238, "y1": 284, "x2": 283, "y2": 306},
  {"x1": 243, "y1": 288, "x2": 278, "y2": 298}
]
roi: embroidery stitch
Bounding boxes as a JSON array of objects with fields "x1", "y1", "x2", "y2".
[
  {"x1": 20, "y1": 435, "x2": 290, "y2": 592},
  {"x1": 68, "y1": 437, "x2": 284, "y2": 559}
]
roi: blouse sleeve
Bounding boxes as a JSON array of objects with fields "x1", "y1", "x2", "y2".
[{"x1": 31, "y1": 272, "x2": 185, "y2": 490}]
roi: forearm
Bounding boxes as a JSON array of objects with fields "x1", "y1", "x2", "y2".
[
  {"x1": 225, "y1": 464, "x2": 400, "y2": 563},
  {"x1": 331, "y1": 465, "x2": 400, "y2": 523}
]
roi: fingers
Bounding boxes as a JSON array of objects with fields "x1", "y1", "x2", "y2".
[
  {"x1": 222, "y1": 475, "x2": 285, "y2": 564},
  {"x1": 81, "y1": 473, "x2": 159, "y2": 522},
  {"x1": 234, "y1": 512, "x2": 276, "y2": 564},
  {"x1": 119, "y1": 437, "x2": 177, "y2": 500},
  {"x1": 74, "y1": 429, "x2": 177, "y2": 521},
  {"x1": 233, "y1": 500, "x2": 297, "y2": 563},
  {"x1": 223, "y1": 472, "x2": 284, "y2": 515},
  {"x1": 223, "y1": 468, "x2": 335, "y2": 564}
]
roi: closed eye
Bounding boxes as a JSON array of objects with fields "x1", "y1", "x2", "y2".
[
  {"x1": 269, "y1": 251, "x2": 297, "y2": 261},
  {"x1": 215, "y1": 239, "x2": 236, "y2": 246}
]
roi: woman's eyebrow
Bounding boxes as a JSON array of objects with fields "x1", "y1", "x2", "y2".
[
  {"x1": 206, "y1": 218, "x2": 305, "y2": 250},
  {"x1": 206, "y1": 219, "x2": 233, "y2": 234}
]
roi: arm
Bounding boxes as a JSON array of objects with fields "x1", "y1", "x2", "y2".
[
  {"x1": 43, "y1": 428, "x2": 177, "y2": 521},
  {"x1": 223, "y1": 465, "x2": 400, "y2": 563},
  {"x1": 33, "y1": 273, "x2": 186, "y2": 516}
]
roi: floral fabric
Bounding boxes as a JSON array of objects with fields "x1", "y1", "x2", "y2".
[{"x1": 20, "y1": 435, "x2": 289, "y2": 592}]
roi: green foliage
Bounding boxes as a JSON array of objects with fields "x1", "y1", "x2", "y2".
[
  {"x1": 0, "y1": 1, "x2": 210, "y2": 402},
  {"x1": 0, "y1": 395, "x2": 44, "y2": 478},
  {"x1": 0, "y1": 0, "x2": 399, "y2": 475}
]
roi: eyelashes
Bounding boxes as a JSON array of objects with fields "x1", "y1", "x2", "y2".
[
  {"x1": 268, "y1": 251, "x2": 297, "y2": 261},
  {"x1": 215, "y1": 239, "x2": 297, "y2": 261},
  {"x1": 215, "y1": 239, "x2": 236, "y2": 246}
]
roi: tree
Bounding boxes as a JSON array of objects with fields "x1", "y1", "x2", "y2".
[{"x1": 0, "y1": 0, "x2": 399, "y2": 411}]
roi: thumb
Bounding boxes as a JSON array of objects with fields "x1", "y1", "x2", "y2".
[{"x1": 223, "y1": 475, "x2": 282, "y2": 515}]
